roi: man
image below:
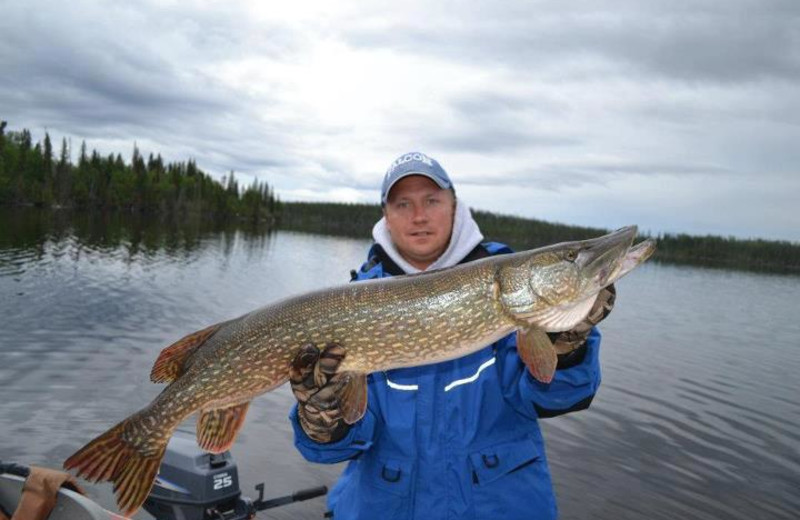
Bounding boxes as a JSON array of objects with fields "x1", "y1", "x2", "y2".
[{"x1": 289, "y1": 152, "x2": 614, "y2": 519}]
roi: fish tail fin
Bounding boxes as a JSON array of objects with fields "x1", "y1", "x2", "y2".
[{"x1": 64, "y1": 417, "x2": 168, "y2": 517}]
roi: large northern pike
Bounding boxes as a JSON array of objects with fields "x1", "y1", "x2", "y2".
[{"x1": 65, "y1": 226, "x2": 655, "y2": 516}]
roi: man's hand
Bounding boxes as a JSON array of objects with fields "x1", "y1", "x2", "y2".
[
  {"x1": 290, "y1": 342, "x2": 351, "y2": 444},
  {"x1": 550, "y1": 284, "x2": 616, "y2": 367}
]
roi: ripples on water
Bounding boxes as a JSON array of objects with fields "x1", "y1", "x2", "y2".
[
  {"x1": 544, "y1": 264, "x2": 800, "y2": 519},
  {"x1": 1, "y1": 210, "x2": 798, "y2": 519}
]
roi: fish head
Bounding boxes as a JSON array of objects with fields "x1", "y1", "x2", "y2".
[{"x1": 498, "y1": 226, "x2": 656, "y2": 331}]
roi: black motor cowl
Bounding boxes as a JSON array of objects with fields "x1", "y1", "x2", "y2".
[
  {"x1": 141, "y1": 430, "x2": 328, "y2": 520},
  {"x1": 142, "y1": 432, "x2": 250, "y2": 520}
]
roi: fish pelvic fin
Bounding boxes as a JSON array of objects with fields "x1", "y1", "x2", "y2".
[
  {"x1": 197, "y1": 402, "x2": 251, "y2": 454},
  {"x1": 516, "y1": 326, "x2": 558, "y2": 384},
  {"x1": 64, "y1": 416, "x2": 168, "y2": 517},
  {"x1": 151, "y1": 322, "x2": 224, "y2": 383}
]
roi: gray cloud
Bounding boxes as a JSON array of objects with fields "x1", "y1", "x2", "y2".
[
  {"x1": 1, "y1": 0, "x2": 798, "y2": 241},
  {"x1": 429, "y1": 91, "x2": 580, "y2": 152},
  {"x1": 344, "y1": 1, "x2": 800, "y2": 83},
  {"x1": 456, "y1": 160, "x2": 731, "y2": 192},
  {"x1": 432, "y1": 130, "x2": 579, "y2": 154},
  {"x1": 0, "y1": 1, "x2": 303, "y2": 170}
]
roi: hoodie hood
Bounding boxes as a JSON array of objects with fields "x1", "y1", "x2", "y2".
[{"x1": 372, "y1": 199, "x2": 484, "y2": 274}]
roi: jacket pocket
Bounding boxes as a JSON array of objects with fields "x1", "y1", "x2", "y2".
[
  {"x1": 365, "y1": 456, "x2": 414, "y2": 496},
  {"x1": 332, "y1": 456, "x2": 415, "y2": 520},
  {"x1": 468, "y1": 437, "x2": 556, "y2": 519}
]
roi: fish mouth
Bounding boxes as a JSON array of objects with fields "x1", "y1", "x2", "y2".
[
  {"x1": 616, "y1": 238, "x2": 656, "y2": 279},
  {"x1": 578, "y1": 226, "x2": 655, "y2": 288},
  {"x1": 578, "y1": 226, "x2": 637, "y2": 286}
]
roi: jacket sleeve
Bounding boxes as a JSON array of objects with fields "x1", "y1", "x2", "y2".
[
  {"x1": 496, "y1": 327, "x2": 602, "y2": 419},
  {"x1": 289, "y1": 393, "x2": 379, "y2": 464}
]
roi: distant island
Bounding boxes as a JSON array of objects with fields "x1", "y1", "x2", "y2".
[{"x1": 2, "y1": 120, "x2": 798, "y2": 274}]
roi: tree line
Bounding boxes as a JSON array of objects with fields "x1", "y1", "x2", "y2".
[
  {"x1": 279, "y1": 202, "x2": 800, "y2": 274},
  {"x1": 0, "y1": 121, "x2": 279, "y2": 223}
]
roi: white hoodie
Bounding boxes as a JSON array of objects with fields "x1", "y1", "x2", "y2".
[{"x1": 371, "y1": 199, "x2": 484, "y2": 274}]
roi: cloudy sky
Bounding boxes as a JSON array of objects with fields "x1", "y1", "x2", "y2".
[{"x1": 2, "y1": 0, "x2": 798, "y2": 241}]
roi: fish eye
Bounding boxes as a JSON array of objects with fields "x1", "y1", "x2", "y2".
[{"x1": 565, "y1": 250, "x2": 577, "y2": 262}]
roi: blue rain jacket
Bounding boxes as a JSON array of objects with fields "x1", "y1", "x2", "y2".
[{"x1": 290, "y1": 242, "x2": 602, "y2": 520}]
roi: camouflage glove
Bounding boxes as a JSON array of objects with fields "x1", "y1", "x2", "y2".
[
  {"x1": 550, "y1": 284, "x2": 616, "y2": 368},
  {"x1": 290, "y1": 343, "x2": 351, "y2": 444}
]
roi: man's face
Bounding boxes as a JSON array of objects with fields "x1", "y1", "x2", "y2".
[{"x1": 383, "y1": 175, "x2": 456, "y2": 270}]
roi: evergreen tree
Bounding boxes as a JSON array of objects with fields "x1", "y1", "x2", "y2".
[
  {"x1": 0, "y1": 121, "x2": 7, "y2": 199},
  {"x1": 132, "y1": 143, "x2": 147, "y2": 209},
  {"x1": 43, "y1": 133, "x2": 54, "y2": 177},
  {"x1": 79, "y1": 141, "x2": 88, "y2": 167},
  {"x1": 55, "y1": 137, "x2": 71, "y2": 204},
  {"x1": 41, "y1": 134, "x2": 55, "y2": 205}
]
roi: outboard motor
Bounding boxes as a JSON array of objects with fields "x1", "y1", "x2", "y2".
[{"x1": 143, "y1": 432, "x2": 327, "y2": 520}]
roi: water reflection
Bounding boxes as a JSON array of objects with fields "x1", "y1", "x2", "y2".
[{"x1": 0, "y1": 207, "x2": 275, "y2": 268}]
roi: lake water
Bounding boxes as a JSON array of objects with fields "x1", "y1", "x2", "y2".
[{"x1": 1, "y1": 210, "x2": 798, "y2": 519}]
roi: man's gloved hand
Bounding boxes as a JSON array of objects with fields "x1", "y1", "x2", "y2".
[
  {"x1": 550, "y1": 284, "x2": 616, "y2": 368},
  {"x1": 290, "y1": 342, "x2": 351, "y2": 444}
]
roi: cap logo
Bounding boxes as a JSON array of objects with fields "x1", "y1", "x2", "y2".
[{"x1": 385, "y1": 152, "x2": 434, "y2": 177}]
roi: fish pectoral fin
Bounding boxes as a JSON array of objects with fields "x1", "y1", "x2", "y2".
[
  {"x1": 151, "y1": 322, "x2": 225, "y2": 383},
  {"x1": 327, "y1": 372, "x2": 368, "y2": 425},
  {"x1": 197, "y1": 402, "x2": 251, "y2": 454},
  {"x1": 517, "y1": 326, "x2": 558, "y2": 384}
]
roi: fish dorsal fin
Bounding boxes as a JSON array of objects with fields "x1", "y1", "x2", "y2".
[
  {"x1": 517, "y1": 326, "x2": 558, "y2": 384},
  {"x1": 150, "y1": 323, "x2": 224, "y2": 383},
  {"x1": 197, "y1": 402, "x2": 251, "y2": 454}
]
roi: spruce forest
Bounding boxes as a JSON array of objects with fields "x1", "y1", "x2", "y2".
[{"x1": 0, "y1": 122, "x2": 279, "y2": 223}]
